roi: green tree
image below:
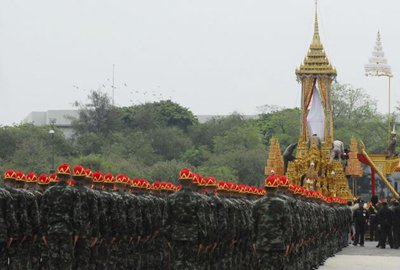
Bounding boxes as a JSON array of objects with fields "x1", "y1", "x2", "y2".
[
  {"x1": 72, "y1": 90, "x2": 121, "y2": 137},
  {"x1": 149, "y1": 127, "x2": 192, "y2": 160},
  {"x1": 332, "y1": 83, "x2": 386, "y2": 153},
  {"x1": 254, "y1": 108, "x2": 301, "y2": 149},
  {"x1": 120, "y1": 100, "x2": 198, "y2": 130},
  {"x1": 188, "y1": 113, "x2": 247, "y2": 150}
]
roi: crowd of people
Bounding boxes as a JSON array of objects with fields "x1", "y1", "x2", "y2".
[
  {"x1": 351, "y1": 197, "x2": 400, "y2": 249},
  {"x1": 0, "y1": 164, "x2": 353, "y2": 270}
]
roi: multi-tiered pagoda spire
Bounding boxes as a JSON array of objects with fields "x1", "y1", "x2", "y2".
[{"x1": 296, "y1": 1, "x2": 336, "y2": 77}]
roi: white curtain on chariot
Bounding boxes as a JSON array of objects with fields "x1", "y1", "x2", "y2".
[{"x1": 306, "y1": 84, "x2": 325, "y2": 140}]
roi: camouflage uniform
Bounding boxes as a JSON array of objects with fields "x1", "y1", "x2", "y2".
[
  {"x1": 20, "y1": 188, "x2": 40, "y2": 269},
  {"x1": 206, "y1": 192, "x2": 228, "y2": 270},
  {"x1": 99, "y1": 187, "x2": 119, "y2": 270},
  {"x1": 90, "y1": 187, "x2": 107, "y2": 270},
  {"x1": 40, "y1": 181, "x2": 82, "y2": 270},
  {"x1": 165, "y1": 186, "x2": 206, "y2": 270},
  {"x1": 252, "y1": 191, "x2": 291, "y2": 270},
  {"x1": 25, "y1": 187, "x2": 42, "y2": 270},
  {"x1": 73, "y1": 182, "x2": 99, "y2": 270},
  {"x1": 0, "y1": 187, "x2": 17, "y2": 269},
  {"x1": 4, "y1": 185, "x2": 31, "y2": 270}
]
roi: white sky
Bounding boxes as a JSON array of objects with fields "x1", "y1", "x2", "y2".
[{"x1": 0, "y1": 0, "x2": 399, "y2": 125}]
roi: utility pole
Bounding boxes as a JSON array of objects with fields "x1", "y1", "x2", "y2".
[{"x1": 112, "y1": 64, "x2": 115, "y2": 106}]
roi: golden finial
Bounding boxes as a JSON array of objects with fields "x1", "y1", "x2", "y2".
[
  {"x1": 295, "y1": 0, "x2": 336, "y2": 77},
  {"x1": 314, "y1": 0, "x2": 319, "y2": 40}
]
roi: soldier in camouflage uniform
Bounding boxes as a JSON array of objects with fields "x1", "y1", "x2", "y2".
[
  {"x1": 3, "y1": 170, "x2": 31, "y2": 270},
  {"x1": 126, "y1": 179, "x2": 143, "y2": 270},
  {"x1": 16, "y1": 171, "x2": 40, "y2": 269},
  {"x1": 36, "y1": 174, "x2": 51, "y2": 270},
  {"x1": 111, "y1": 174, "x2": 129, "y2": 270},
  {"x1": 191, "y1": 174, "x2": 214, "y2": 270},
  {"x1": 72, "y1": 165, "x2": 99, "y2": 270},
  {"x1": 40, "y1": 163, "x2": 82, "y2": 270},
  {"x1": 90, "y1": 171, "x2": 108, "y2": 270},
  {"x1": 252, "y1": 174, "x2": 292, "y2": 270},
  {"x1": 164, "y1": 168, "x2": 207, "y2": 270},
  {"x1": 202, "y1": 177, "x2": 226, "y2": 270},
  {"x1": 0, "y1": 171, "x2": 17, "y2": 270},
  {"x1": 24, "y1": 172, "x2": 42, "y2": 270},
  {"x1": 102, "y1": 173, "x2": 119, "y2": 270},
  {"x1": 216, "y1": 181, "x2": 236, "y2": 270}
]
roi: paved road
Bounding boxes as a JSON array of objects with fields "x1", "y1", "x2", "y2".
[{"x1": 319, "y1": 241, "x2": 400, "y2": 270}]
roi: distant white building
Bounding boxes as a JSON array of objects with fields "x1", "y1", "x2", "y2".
[
  {"x1": 23, "y1": 110, "x2": 258, "y2": 137},
  {"x1": 23, "y1": 110, "x2": 78, "y2": 138}
]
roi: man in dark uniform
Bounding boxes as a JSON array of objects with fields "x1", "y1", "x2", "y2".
[
  {"x1": 368, "y1": 196, "x2": 379, "y2": 241},
  {"x1": 40, "y1": 163, "x2": 82, "y2": 270},
  {"x1": 392, "y1": 200, "x2": 400, "y2": 249},
  {"x1": 376, "y1": 201, "x2": 394, "y2": 249},
  {"x1": 352, "y1": 201, "x2": 369, "y2": 246}
]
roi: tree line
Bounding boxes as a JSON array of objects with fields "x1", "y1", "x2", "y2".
[{"x1": 0, "y1": 83, "x2": 391, "y2": 186}]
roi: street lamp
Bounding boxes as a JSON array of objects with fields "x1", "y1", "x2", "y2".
[
  {"x1": 364, "y1": 31, "x2": 393, "y2": 143},
  {"x1": 49, "y1": 129, "x2": 55, "y2": 173}
]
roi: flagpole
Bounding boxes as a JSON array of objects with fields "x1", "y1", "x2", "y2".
[{"x1": 388, "y1": 75, "x2": 391, "y2": 143}]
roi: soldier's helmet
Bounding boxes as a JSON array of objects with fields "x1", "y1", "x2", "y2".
[
  {"x1": 92, "y1": 171, "x2": 104, "y2": 183},
  {"x1": 25, "y1": 172, "x2": 38, "y2": 183},
  {"x1": 264, "y1": 174, "x2": 279, "y2": 188},
  {"x1": 178, "y1": 168, "x2": 194, "y2": 182},
  {"x1": 38, "y1": 174, "x2": 50, "y2": 185},
  {"x1": 115, "y1": 174, "x2": 125, "y2": 184},
  {"x1": 217, "y1": 181, "x2": 230, "y2": 192},
  {"x1": 205, "y1": 176, "x2": 217, "y2": 187},
  {"x1": 165, "y1": 182, "x2": 175, "y2": 193},
  {"x1": 131, "y1": 178, "x2": 140, "y2": 188},
  {"x1": 104, "y1": 173, "x2": 115, "y2": 184},
  {"x1": 257, "y1": 187, "x2": 266, "y2": 196},
  {"x1": 278, "y1": 175, "x2": 289, "y2": 187},
  {"x1": 73, "y1": 165, "x2": 86, "y2": 178},
  {"x1": 49, "y1": 173, "x2": 59, "y2": 183},
  {"x1": 192, "y1": 173, "x2": 200, "y2": 185},
  {"x1": 57, "y1": 163, "x2": 71, "y2": 176},
  {"x1": 3, "y1": 169, "x2": 16, "y2": 180},
  {"x1": 15, "y1": 171, "x2": 26, "y2": 182},
  {"x1": 198, "y1": 175, "x2": 206, "y2": 187},
  {"x1": 85, "y1": 168, "x2": 93, "y2": 180}
]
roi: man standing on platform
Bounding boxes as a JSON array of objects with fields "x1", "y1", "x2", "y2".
[{"x1": 352, "y1": 201, "x2": 369, "y2": 246}]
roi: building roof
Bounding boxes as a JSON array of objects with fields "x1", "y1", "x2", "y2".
[{"x1": 23, "y1": 110, "x2": 78, "y2": 127}]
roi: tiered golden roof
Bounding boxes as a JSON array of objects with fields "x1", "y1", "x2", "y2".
[
  {"x1": 295, "y1": 5, "x2": 337, "y2": 77},
  {"x1": 265, "y1": 137, "x2": 284, "y2": 176},
  {"x1": 345, "y1": 138, "x2": 363, "y2": 177}
]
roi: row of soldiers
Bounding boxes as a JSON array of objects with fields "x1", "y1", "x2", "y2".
[{"x1": 0, "y1": 164, "x2": 352, "y2": 270}]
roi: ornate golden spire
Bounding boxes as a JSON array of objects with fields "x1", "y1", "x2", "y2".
[{"x1": 296, "y1": 0, "x2": 337, "y2": 77}]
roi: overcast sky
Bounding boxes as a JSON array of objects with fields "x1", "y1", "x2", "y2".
[{"x1": 0, "y1": 0, "x2": 399, "y2": 125}]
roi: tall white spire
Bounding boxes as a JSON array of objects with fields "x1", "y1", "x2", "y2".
[{"x1": 365, "y1": 31, "x2": 392, "y2": 77}]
